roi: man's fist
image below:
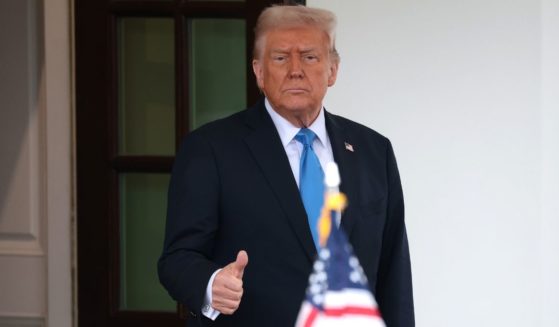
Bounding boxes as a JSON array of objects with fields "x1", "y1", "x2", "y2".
[{"x1": 211, "y1": 250, "x2": 249, "y2": 315}]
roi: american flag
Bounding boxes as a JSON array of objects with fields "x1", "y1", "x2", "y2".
[{"x1": 295, "y1": 213, "x2": 385, "y2": 327}]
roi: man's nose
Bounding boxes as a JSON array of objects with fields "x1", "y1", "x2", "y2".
[{"x1": 288, "y1": 57, "x2": 304, "y2": 78}]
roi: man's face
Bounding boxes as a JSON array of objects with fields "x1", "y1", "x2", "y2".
[{"x1": 252, "y1": 26, "x2": 338, "y2": 126}]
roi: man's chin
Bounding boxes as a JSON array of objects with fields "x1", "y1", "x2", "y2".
[
  {"x1": 283, "y1": 104, "x2": 315, "y2": 114},
  {"x1": 280, "y1": 98, "x2": 316, "y2": 112}
]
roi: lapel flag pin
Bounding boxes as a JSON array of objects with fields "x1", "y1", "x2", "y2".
[{"x1": 344, "y1": 142, "x2": 354, "y2": 152}]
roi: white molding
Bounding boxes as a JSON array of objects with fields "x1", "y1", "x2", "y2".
[
  {"x1": 0, "y1": 240, "x2": 44, "y2": 257},
  {"x1": 0, "y1": 314, "x2": 44, "y2": 327}
]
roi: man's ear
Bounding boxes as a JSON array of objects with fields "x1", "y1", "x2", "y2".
[
  {"x1": 252, "y1": 59, "x2": 264, "y2": 89},
  {"x1": 327, "y1": 61, "x2": 339, "y2": 87}
]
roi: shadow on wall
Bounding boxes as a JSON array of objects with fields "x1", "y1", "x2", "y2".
[{"x1": 0, "y1": 0, "x2": 44, "y2": 237}]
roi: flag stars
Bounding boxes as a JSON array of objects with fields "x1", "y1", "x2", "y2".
[
  {"x1": 308, "y1": 256, "x2": 329, "y2": 304},
  {"x1": 319, "y1": 248, "x2": 330, "y2": 260},
  {"x1": 309, "y1": 271, "x2": 327, "y2": 285},
  {"x1": 310, "y1": 283, "x2": 322, "y2": 295},
  {"x1": 347, "y1": 256, "x2": 368, "y2": 285},
  {"x1": 350, "y1": 271, "x2": 361, "y2": 284},
  {"x1": 314, "y1": 261, "x2": 325, "y2": 271},
  {"x1": 317, "y1": 271, "x2": 327, "y2": 283},
  {"x1": 312, "y1": 294, "x2": 324, "y2": 305},
  {"x1": 308, "y1": 269, "x2": 328, "y2": 306}
]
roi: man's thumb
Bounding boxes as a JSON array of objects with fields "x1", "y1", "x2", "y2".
[{"x1": 232, "y1": 250, "x2": 248, "y2": 278}]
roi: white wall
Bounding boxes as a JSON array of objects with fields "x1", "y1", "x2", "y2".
[
  {"x1": 541, "y1": 0, "x2": 559, "y2": 325},
  {"x1": 309, "y1": 0, "x2": 559, "y2": 326}
]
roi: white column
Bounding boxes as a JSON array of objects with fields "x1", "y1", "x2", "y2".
[{"x1": 43, "y1": 0, "x2": 74, "y2": 325}]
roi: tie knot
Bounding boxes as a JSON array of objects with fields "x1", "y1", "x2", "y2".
[{"x1": 295, "y1": 128, "x2": 317, "y2": 147}]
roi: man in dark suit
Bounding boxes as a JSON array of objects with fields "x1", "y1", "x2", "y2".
[{"x1": 158, "y1": 5, "x2": 414, "y2": 327}]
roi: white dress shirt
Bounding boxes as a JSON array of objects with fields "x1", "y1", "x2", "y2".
[
  {"x1": 264, "y1": 98, "x2": 335, "y2": 186},
  {"x1": 201, "y1": 98, "x2": 334, "y2": 320}
]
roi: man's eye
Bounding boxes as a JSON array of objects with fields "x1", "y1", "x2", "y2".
[
  {"x1": 273, "y1": 56, "x2": 286, "y2": 62},
  {"x1": 304, "y1": 55, "x2": 318, "y2": 62}
]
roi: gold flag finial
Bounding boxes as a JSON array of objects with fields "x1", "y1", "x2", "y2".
[{"x1": 318, "y1": 192, "x2": 347, "y2": 247}]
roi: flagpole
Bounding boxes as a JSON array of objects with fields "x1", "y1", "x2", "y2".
[
  {"x1": 324, "y1": 162, "x2": 342, "y2": 228},
  {"x1": 318, "y1": 163, "x2": 347, "y2": 247}
]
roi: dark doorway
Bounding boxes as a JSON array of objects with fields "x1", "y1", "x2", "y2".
[{"x1": 75, "y1": 0, "x2": 305, "y2": 326}]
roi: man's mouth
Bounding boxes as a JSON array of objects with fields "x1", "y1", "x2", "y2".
[{"x1": 284, "y1": 88, "x2": 308, "y2": 94}]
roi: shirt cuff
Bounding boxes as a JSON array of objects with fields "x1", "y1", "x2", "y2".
[{"x1": 201, "y1": 268, "x2": 222, "y2": 320}]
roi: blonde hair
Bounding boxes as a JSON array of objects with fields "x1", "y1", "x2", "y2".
[{"x1": 253, "y1": 5, "x2": 340, "y2": 63}]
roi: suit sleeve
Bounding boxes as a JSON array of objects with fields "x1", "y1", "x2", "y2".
[
  {"x1": 376, "y1": 140, "x2": 415, "y2": 327},
  {"x1": 158, "y1": 131, "x2": 221, "y2": 315}
]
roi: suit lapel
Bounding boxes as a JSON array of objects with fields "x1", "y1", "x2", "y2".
[
  {"x1": 325, "y1": 111, "x2": 360, "y2": 238},
  {"x1": 243, "y1": 102, "x2": 316, "y2": 262}
]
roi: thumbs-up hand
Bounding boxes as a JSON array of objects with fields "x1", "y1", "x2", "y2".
[{"x1": 211, "y1": 250, "x2": 248, "y2": 315}]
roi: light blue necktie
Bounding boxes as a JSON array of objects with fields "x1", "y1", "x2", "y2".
[{"x1": 295, "y1": 128, "x2": 325, "y2": 250}]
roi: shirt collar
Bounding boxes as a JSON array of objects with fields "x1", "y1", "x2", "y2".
[{"x1": 264, "y1": 98, "x2": 328, "y2": 147}]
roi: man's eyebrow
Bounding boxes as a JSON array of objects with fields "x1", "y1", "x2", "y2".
[
  {"x1": 269, "y1": 46, "x2": 317, "y2": 53},
  {"x1": 300, "y1": 48, "x2": 318, "y2": 54}
]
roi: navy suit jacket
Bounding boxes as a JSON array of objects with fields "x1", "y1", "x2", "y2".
[{"x1": 158, "y1": 99, "x2": 414, "y2": 326}]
